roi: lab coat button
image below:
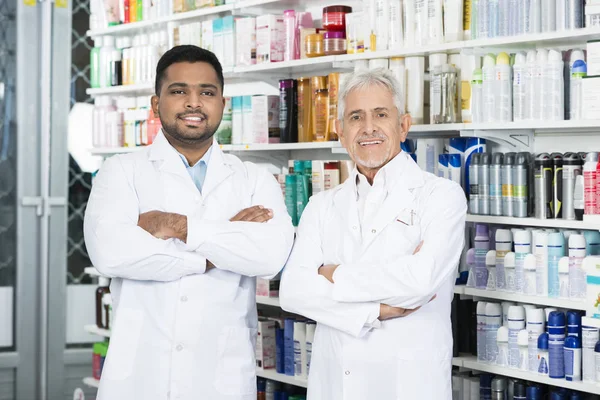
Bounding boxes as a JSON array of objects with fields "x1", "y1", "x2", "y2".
[
  {"x1": 176, "y1": 344, "x2": 183, "y2": 351},
  {"x1": 180, "y1": 296, "x2": 188, "y2": 302},
  {"x1": 371, "y1": 229, "x2": 376, "y2": 234},
  {"x1": 352, "y1": 226, "x2": 357, "y2": 230},
  {"x1": 345, "y1": 370, "x2": 350, "y2": 376}
]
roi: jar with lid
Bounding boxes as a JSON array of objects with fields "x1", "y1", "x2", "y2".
[
  {"x1": 305, "y1": 33, "x2": 324, "y2": 58},
  {"x1": 322, "y1": 5, "x2": 352, "y2": 32},
  {"x1": 323, "y1": 31, "x2": 347, "y2": 56}
]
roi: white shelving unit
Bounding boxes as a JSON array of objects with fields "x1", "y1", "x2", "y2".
[
  {"x1": 453, "y1": 356, "x2": 600, "y2": 395},
  {"x1": 459, "y1": 287, "x2": 587, "y2": 310},
  {"x1": 84, "y1": 324, "x2": 111, "y2": 338},
  {"x1": 256, "y1": 296, "x2": 281, "y2": 307},
  {"x1": 466, "y1": 214, "x2": 600, "y2": 230},
  {"x1": 82, "y1": 377, "x2": 100, "y2": 389},
  {"x1": 256, "y1": 369, "x2": 308, "y2": 388}
]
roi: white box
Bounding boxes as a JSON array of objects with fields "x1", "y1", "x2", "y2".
[
  {"x1": 582, "y1": 76, "x2": 600, "y2": 120},
  {"x1": 324, "y1": 166, "x2": 341, "y2": 190},
  {"x1": 222, "y1": 16, "x2": 235, "y2": 69},
  {"x1": 251, "y1": 95, "x2": 280, "y2": 144},
  {"x1": 256, "y1": 319, "x2": 277, "y2": 370},
  {"x1": 256, "y1": 274, "x2": 280, "y2": 297},
  {"x1": 587, "y1": 40, "x2": 600, "y2": 76},
  {"x1": 213, "y1": 18, "x2": 224, "y2": 65},
  {"x1": 256, "y1": 14, "x2": 285, "y2": 64},
  {"x1": 312, "y1": 161, "x2": 325, "y2": 195},
  {"x1": 235, "y1": 17, "x2": 256, "y2": 66},
  {"x1": 202, "y1": 20, "x2": 213, "y2": 52},
  {"x1": 586, "y1": 4, "x2": 600, "y2": 28}
]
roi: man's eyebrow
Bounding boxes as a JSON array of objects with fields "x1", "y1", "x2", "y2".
[
  {"x1": 166, "y1": 83, "x2": 219, "y2": 90},
  {"x1": 347, "y1": 109, "x2": 364, "y2": 115},
  {"x1": 373, "y1": 107, "x2": 390, "y2": 112}
]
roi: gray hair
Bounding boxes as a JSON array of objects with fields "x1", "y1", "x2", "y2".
[{"x1": 337, "y1": 68, "x2": 405, "y2": 123}]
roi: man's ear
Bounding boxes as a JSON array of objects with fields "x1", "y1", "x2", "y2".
[
  {"x1": 151, "y1": 95, "x2": 160, "y2": 118},
  {"x1": 399, "y1": 113, "x2": 412, "y2": 142}
]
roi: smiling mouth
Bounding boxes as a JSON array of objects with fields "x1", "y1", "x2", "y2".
[
  {"x1": 358, "y1": 139, "x2": 384, "y2": 147},
  {"x1": 179, "y1": 115, "x2": 206, "y2": 126}
]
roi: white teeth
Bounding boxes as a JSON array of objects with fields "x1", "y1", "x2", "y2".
[
  {"x1": 360, "y1": 140, "x2": 382, "y2": 146},
  {"x1": 183, "y1": 117, "x2": 203, "y2": 121}
]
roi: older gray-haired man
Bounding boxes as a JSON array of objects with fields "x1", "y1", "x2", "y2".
[{"x1": 279, "y1": 68, "x2": 467, "y2": 400}]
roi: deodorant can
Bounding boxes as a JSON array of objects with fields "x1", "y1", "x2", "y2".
[
  {"x1": 491, "y1": 153, "x2": 504, "y2": 216},
  {"x1": 514, "y1": 152, "x2": 530, "y2": 218},
  {"x1": 563, "y1": 152, "x2": 583, "y2": 220},
  {"x1": 503, "y1": 152, "x2": 517, "y2": 217},
  {"x1": 491, "y1": 377, "x2": 507, "y2": 400},
  {"x1": 551, "y1": 153, "x2": 564, "y2": 219},
  {"x1": 479, "y1": 152, "x2": 491, "y2": 215},
  {"x1": 583, "y1": 152, "x2": 598, "y2": 216},
  {"x1": 548, "y1": 311, "x2": 566, "y2": 379},
  {"x1": 535, "y1": 153, "x2": 553, "y2": 219},
  {"x1": 526, "y1": 384, "x2": 543, "y2": 400},
  {"x1": 470, "y1": 153, "x2": 482, "y2": 214}
]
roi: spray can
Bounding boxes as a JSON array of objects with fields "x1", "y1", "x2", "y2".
[
  {"x1": 477, "y1": 301, "x2": 489, "y2": 362},
  {"x1": 582, "y1": 325, "x2": 599, "y2": 382},
  {"x1": 490, "y1": 153, "x2": 504, "y2": 216},
  {"x1": 569, "y1": 234, "x2": 587, "y2": 300},
  {"x1": 508, "y1": 305, "x2": 526, "y2": 368},
  {"x1": 479, "y1": 152, "x2": 492, "y2": 215},
  {"x1": 570, "y1": 59, "x2": 587, "y2": 120},
  {"x1": 547, "y1": 233, "x2": 565, "y2": 298},
  {"x1": 583, "y1": 231, "x2": 600, "y2": 256},
  {"x1": 438, "y1": 153, "x2": 449, "y2": 178},
  {"x1": 465, "y1": 137, "x2": 487, "y2": 196},
  {"x1": 568, "y1": 310, "x2": 582, "y2": 338},
  {"x1": 487, "y1": 303, "x2": 502, "y2": 363},
  {"x1": 551, "y1": 153, "x2": 564, "y2": 218},
  {"x1": 513, "y1": 381, "x2": 527, "y2": 400},
  {"x1": 514, "y1": 230, "x2": 531, "y2": 293},
  {"x1": 496, "y1": 229, "x2": 513, "y2": 291},
  {"x1": 483, "y1": 54, "x2": 497, "y2": 122},
  {"x1": 514, "y1": 152, "x2": 530, "y2": 217},
  {"x1": 475, "y1": 224, "x2": 491, "y2": 288},
  {"x1": 491, "y1": 377, "x2": 507, "y2": 400},
  {"x1": 548, "y1": 311, "x2": 566, "y2": 379},
  {"x1": 503, "y1": 152, "x2": 517, "y2": 217},
  {"x1": 527, "y1": 384, "x2": 543, "y2": 400},
  {"x1": 537, "y1": 332, "x2": 549, "y2": 375},
  {"x1": 535, "y1": 153, "x2": 553, "y2": 219},
  {"x1": 564, "y1": 335, "x2": 582, "y2": 381},
  {"x1": 480, "y1": 374, "x2": 493, "y2": 400},
  {"x1": 527, "y1": 308, "x2": 545, "y2": 372},
  {"x1": 486, "y1": 250, "x2": 497, "y2": 290},
  {"x1": 470, "y1": 153, "x2": 482, "y2": 214},
  {"x1": 583, "y1": 152, "x2": 598, "y2": 216},
  {"x1": 563, "y1": 153, "x2": 583, "y2": 220}
]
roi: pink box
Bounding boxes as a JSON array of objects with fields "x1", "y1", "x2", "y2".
[{"x1": 256, "y1": 14, "x2": 285, "y2": 64}]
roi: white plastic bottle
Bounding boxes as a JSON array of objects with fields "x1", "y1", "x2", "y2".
[
  {"x1": 535, "y1": 231, "x2": 549, "y2": 296},
  {"x1": 523, "y1": 253, "x2": 537, "y2": 295},
  {"x1": 428, "y1": 0, "x2": 443, "y2": 44},
  {"x1": 556, "y1": 0, "x2": 567, "y2": 31},
  {"x1": 529, "y1": 0, "x2": 542, "y2": 33},
  {"x1": 514, "y1": 230, "x2": 531, "y2": 293},
  {"x1": 526, "y1": 50, "x2": 537, "y2": 121},
  {"x1": 495, "y1": 229, "x2": 513, "y2": 291},
  {"x1": 482, "y1": 54, "x2": 497, "y2": 122},
  {"x1": 495, "y1": 52, "x2": 512, "y2": 122},
  {"x1": 99, "y1": 36, "x2": 116, "y2": 88},
  {"x1": 497, "y1": 326, "x2": 510, "y2": 366},
  {"x1": 471, "y1": 68, "x2": 484, "y2": 123},
  {"x1": 508, "y1": 305, "x2": 526, "y2": 368},
  {"x1": 486, "y1": 250, "x2": 497, "y2": 290},
  {"x1": 534, "y1": 49, "x2": 549, "y2": 120},
  {"x1": 526, "y1": 308, "x2": 546, "y2": 372},
  {"x1": 569, "y1": 234, "x2": 587, "y2": 300},
  {"x1": 477, "y1": 301, "x2": 489, "y2": 362},
  {"x1": 501, "y1": 301, "x2": 515, "y2": 327},
  {"x1": 488, "y1": 0, "x2": 499, "y2": 38},
  {"x1": 518, "y1": 329, "x2": 529, "y2": 371},
  {"x1": 389, "y1": 0, "x2": 404, "y2": 49},
  {"x1": 498, "y1": 0, "x2": 510, "y2": 36},
  {"x1": 513, "y1": 52, "x2": 528, "y2": 122},
  {"x1": 487, "y1": 303, "x2": 503, "y2": 363},
  {"x1": 570, "y1": 59, "x2": 587, "y2": 121},
  {"x1": 504, "y1": 252, "x2": 516, "y2": 292},
  {"x1": 544, "y1": 49, "x2": 565, "y2": 121},
  {"x1": 558, "y1": 256, "x2": 570, "y2": 298},
  {"x1": 389, "y1": 57, "x2": 407, "y2": 113},
  {"x1": 478, "y1": 0, "x2": 489, "y2": 39}
]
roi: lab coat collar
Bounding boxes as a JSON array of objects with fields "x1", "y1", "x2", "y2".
[{"x1": 148, "y1": 131, "x2": 234, "y2": 198}]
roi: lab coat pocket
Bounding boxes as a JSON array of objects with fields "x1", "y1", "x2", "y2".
[
  {"x1": 385, "y1": 219, "x2": 422, "y2": 256},
  {"x1": 214, "y1": 326, "x2": 257, "y2": 396},
  {"x1": 395, "y1": 347, "x2": 452, "y2": 400},
  {"x1": 102, "y1": 308, "x2": 144, "y2": 381}
]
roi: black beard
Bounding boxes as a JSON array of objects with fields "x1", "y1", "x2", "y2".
[{"x1": 161, "y1": 119, "x2": 218, "y2": 146}]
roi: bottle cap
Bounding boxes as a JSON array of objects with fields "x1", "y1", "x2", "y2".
[
  {"x1": 475, "y1": 224, "x2": 489, "y2": 238},
  {"x1": 565, "y1": 335, "x2": 581, "y2": 349},
  {"x1": 504, "y1": 252, "x2": 516, "y2": 269},
  {"x1": 548, "y1": 49, "x2": 562, "y2": 62},
  {"x1": 480, "y1": 152, "x2": 491, "y2": 165},
  {"x1": 536, "y1": 49, "x2": 549, "y2": 63},
  {"x1": 548, "y1": 311, "x2": 566, "y2": 330},
  {"x1": 472, "y1": 68, "x2": 483, "y2": 82},
  {"x1": 567, "y1": 311, "x2": 582, "y2": 334},
  {"x1": 497, "y1": 326, "x2": 509, "y2": 342},
  {"x1": 573, "y1": 59, "x2": 587, "y2": 74},
  {"x1": 524, "y1": 254, "x2": 536, "y2": 271},
  {"x1": 495, "y1": 229, "x2": 513, "y2": 249},
  {"x1": 513, "y1": 381, "x2": 527, "y2": 397},
  {"x1": 466, "y1": 248, "x2": 475, "y2": 265},
  {"x1": 526, "y1": 50, "x2": 537, "y2": 64},
  {"x1": 477, "y1": 301, "x2": 488, "y2": 315},
  {"x1": 496, "y1": 52, "x2": 510, "y2": 65},
  {"x1": 583, "y1": 256, "x2": 600, "y2": 275},
  {"x1": 492, "y1": 152, "x2": 504, "y2": 165},
  {"x1": 486, "y1": 250, "x2": 497, "y2": 266},
  {"x1": 584, "y1": 152, "x2": 599, "y2": 163},
  {"x1": 491, "y1": 377, "x2": 507, "y2": 392},
  {"x1": 483, "y1": 53, "x2": 496, "y2": 67},
  {"x1": 595, "y1": 341, "x2": 600, "y2": 352},
  {"x1": 535, "y1": 232, "x2": 549, "y2": 250},
  {"x1": 103, "y1": 36, "x2": 115, "y2": 47},
  {"x1": 571, "y1": 49, "x2": 585, "y2": 63},
  {"x1": 526, "y1": 308, "x2": 546, "y2": 330},
  {"x1": 559, "y1": 257, "x2": 570, "y2": 273},
  {"x1": 538, "y1": 332, "x2": 549, "y2": 349},
  {"x1": 569, "y1": 234, "x2": 587, "y2": 255},
  {"x1": 504, "y1": 152, "x2": 516, "y2": 165},
  {"x1": 514, "y1": 230, "x2": 532, "y2": 247},
  {"x1": 429, "y1": 53, "x2": 448, "y2": 69},
  {"x1": 508, "y1": 305, "x2": 525, "y2": 321},
  {"x1": 518, "y1": 329, "x2": 529, "y2": 346},
  {"x1": 545, "y1": 308, "x2": 558, "y2": 322},
  {"x1": 548, "y1": 232, "x2": 565, "y2": 253},
  {"x1": 486, "y1": 303, "x2": 502, "y2": 318},
  {"x1": 584, "y1": 231, "x2": 600, "y2": 248},
  {"x1": 516, "y1": 152, "x2": 530, "y2": 166},
  {"x1": 471, "y1": 152, "x2": 482, "y2": 165}
]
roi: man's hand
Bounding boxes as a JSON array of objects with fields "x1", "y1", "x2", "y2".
[
  {"x1": 318, "y1": 264, "x2": 339, "y2": 283},
  {"x1": 378, "y1": 295, "x2": 437, "y2": 321},
  {"x1": 230, "y1": 206, "x2": 273, "y2": 223},
  {"x1": 138, "y1": 211, "x2": 187, "y2": 242}
]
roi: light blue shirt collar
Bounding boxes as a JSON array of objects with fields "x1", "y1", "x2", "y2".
[{"x1": 176, "y1": 145, "x2": 213, "y2": 193}]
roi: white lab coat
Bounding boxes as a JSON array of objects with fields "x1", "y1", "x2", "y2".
[
  {"x1": 279, "y1": 152, "x2": 467, "y2": 400},
  {"x1": 84, "y1": 132, "x2": 294, "y2": 400}
]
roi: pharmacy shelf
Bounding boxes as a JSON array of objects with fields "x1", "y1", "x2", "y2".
[
  {"x1": 462, "y1": 287, "x2": 586, "y2": 311},
  {"x1": 87, "y1": 4, "x2": 234, "y2": 37},
  {"x1": 233, "y1": 55, "x2": 339, "y2": 76},
  {"x1": 86, "y1": 83, "x2": 154, "y2": 97},
  {"x1": 464, "y1": 120, "x2": 600, "y2": 134},
  {"x1": 256, "y1": 296, "x2": 281, "y2": 307},
  {"x1": 255, "y1": 368, "x2": 308, "y2": 388},
  {"x1": 454, "y1": 356, "x2": 600, "y2": 395},
  {"x1": 82, "y1": 377, "x2": 100, "y2": 389},
  {"x1": 84, "y1": 324, "x2": 111, "y2": 338},
  {"x1": 466, "y1": 214, "x2": 600, "y2": 230}
]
